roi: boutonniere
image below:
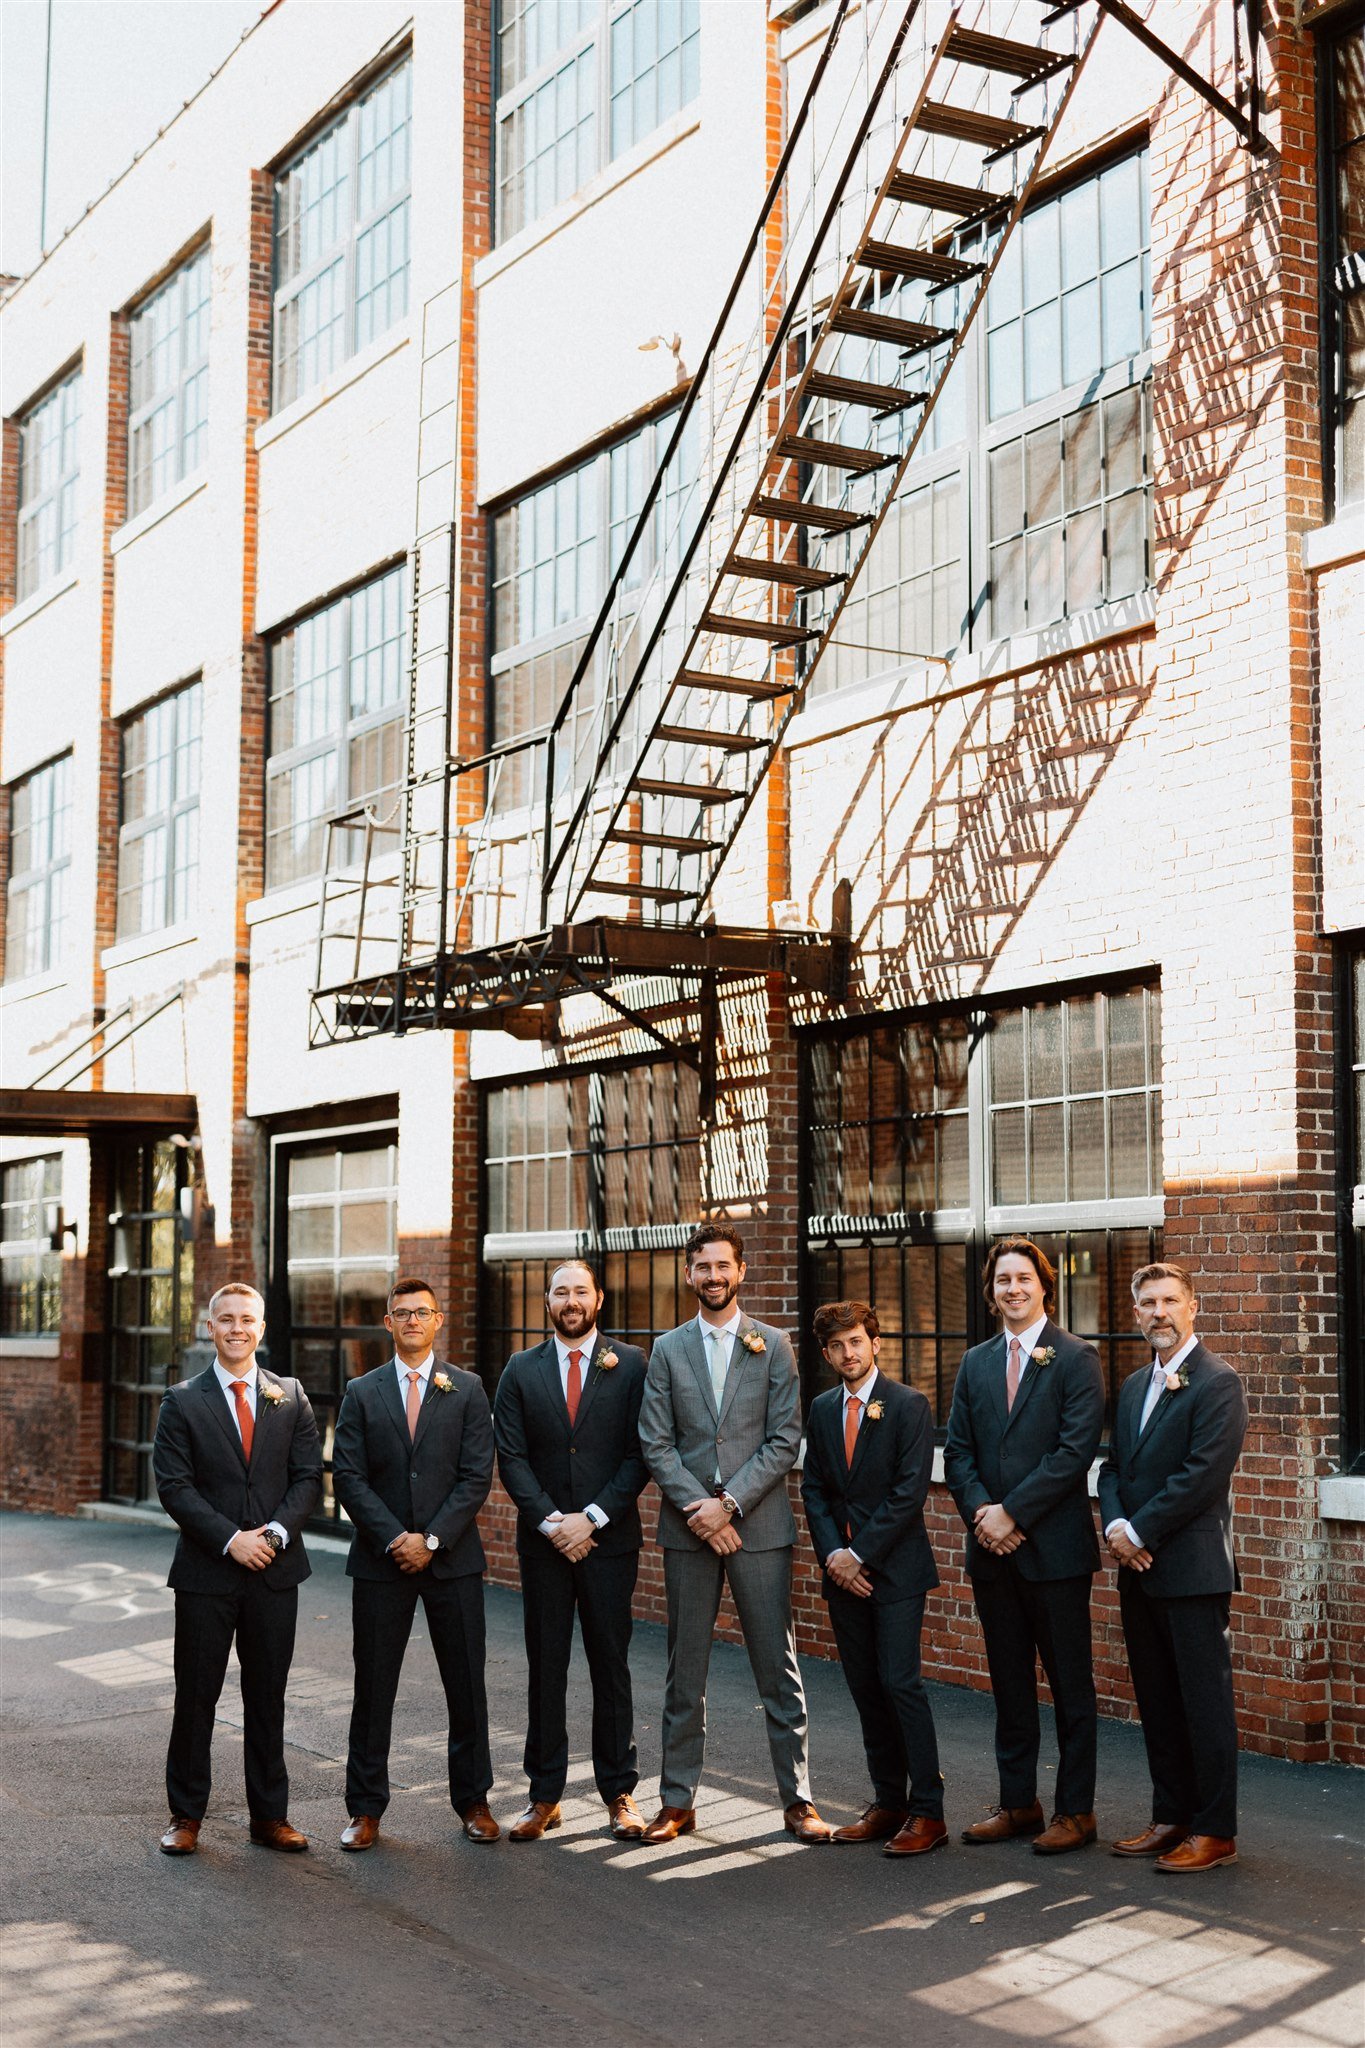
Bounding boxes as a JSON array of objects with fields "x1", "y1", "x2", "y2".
[
  {"x1": 740, "y1": 1331, "x2": 766, "y2": 1354},
  {"x1": 596, "y1": 1350, "x2": 619, "y2": 1371},
  {"x1": 1161, "y1": 1363, "x2": 1190, "y2": 1393},
  {"x1": 431, "y1": 1371, "x2": 455, "y2": 1394},
  {"x1": 1030, "y1": 1347, "x2": 1056, "y2": 1368},
  {"x1": 259, "y1": 1382, "x2": 285, "y2": 1408},
  {"x1": 864, "y1": 1399, "x2": 885, "y2": 1422}
]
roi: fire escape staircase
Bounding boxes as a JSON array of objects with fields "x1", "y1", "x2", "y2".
[{"x1": 309, "y1": 0, "x2": 1262, "y2": 1054}]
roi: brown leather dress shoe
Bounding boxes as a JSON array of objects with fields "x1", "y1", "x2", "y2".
[
  {"x1": 607, "y1": 1793, "x2": 645, "y2": 1840},
  {"x1": 1156, "y1": 1832, "x2": 1237, "y2": 1872},
  {"x1": 1111, "y1": 1821, "x2": 1189, "y2": 1857},
  {"x1": 461, "y1": 1802, "x2": 501, "y2": 1843},
  {"x1": 249, "y1": 1818, "x2": 308, "y2": 1852},
  {"x1": 784, "y1": 1801, "x2": 835, "y2": 1843},
  {"x1": 961, "y1": 1800, "x2": 1045, "y2": 1844},
  {"x1": 642, "y1": 1805, "x2": 696, "y2": 1844},
  {"x1": 1033, "y1": 1812, "x2": 1098, "y2": 1855},
  {"x1": 884, "y1": 1815, "x2": 949, "y2": 1858},
  {"x1": 832, "y1": 1803, "x2": 910, "y2": 1845},
  {"x1": 508, "y1": 1801, "x2": 562, "y2": 1841},
  {"x1": 340, "y1": 1815, "x2": 379, "y2": 1852},
  {"x1": 160, "y1": 1816, "x2": 201, "y2": 1856}
]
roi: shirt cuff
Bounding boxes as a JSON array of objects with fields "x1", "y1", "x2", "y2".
[
  {"x1": 268, "y1": 1520, "x2": 289, "y2": 1548},
  {"x1": 537, "y1": 1514, "x2": 562, "y2": 1536},
  {"x1": 585, "y1": 1504, "x2": 608, "y2": 1529},
  {"x1": 1105, "y1": 1518, "x2": 1144, "y2": 1547},
  {"x1": 222, "y1": 1532, "x2": 239, "y2": 1556}
]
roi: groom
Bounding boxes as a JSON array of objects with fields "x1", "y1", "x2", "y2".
[{"x1": 637, "y1": 1224, "x2": 831, "y2": 1844}]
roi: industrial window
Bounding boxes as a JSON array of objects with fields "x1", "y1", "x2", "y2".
[
  {"x1": 0, "y1": 1157, "x2": 62, "y2": 1339},
  {"x1": 1339, "y1": 939, "x2": 1365, "y2": 1471},
  {"x1": 5, "y1": 753, "x2": 72, "y2": 982},
  {"x1": 273, "y1": 58, "x2": 411, "y2": 410},
  {"x1": 802, "y1": 983, "x2": 1162, "y2": 1425},
  {"x1": 117, "y1": 683, "x2": 202, "y2": 939},
  {"x1": 1321, "y1": 19, "x2": 1365, "y2": 510},
  {"x1": 276, "y1": 1133, "x2": 398, "y2": 1519},
  {"x1": 489, "y1": 407, "x2": 698, "y2": 808},
  {"x1": 16, "y1": 369, "x2": 81, "y2": 600},
  {"x1": 128, "y1": 246, "x2": 211, "y2": 517},
  {"x1": 480, "y1": 1063, "x2": 700, "y2": 1383},
  {"x1": 105, "y1": 1138, "x2": 194, "y2": 1507},
  {"x1": 495, "y1": 0, "x2": 700, "y2": 241},
  {"x1": 809, "y1": 149, "x2": 1152, "y2": 698},
  {"x1": 265, "y1": 564, "x2": 406, "y2": 888}
]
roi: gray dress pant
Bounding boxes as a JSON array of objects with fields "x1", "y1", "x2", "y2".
[{"x1": 660, "y1": 1544, "x2": 810, "y2": 1810}]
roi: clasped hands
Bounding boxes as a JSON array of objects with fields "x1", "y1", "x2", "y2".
[
  {"x1": 1106, "y1": 1527, "x2": 1153, "y2": 1571},
  {"x1": 388, "y1": 1531, "x2": 434, "y2": 1573},
  {"x1": 542, "y1": 1511, "x2": 597, "y2": 1563},
  {"x1": 684, "y1": 1497, "x2": 742, "y2": 1555},
  {"x1": 825, "y1": 1548, "x2": 873, "y2": 1597},
  {"x1": 974, "y1": 1503, "x2": 1027, "y2": 1556},
  {"x1": 227, "y1": 1526, "x2": 278, "y2": 1571}
]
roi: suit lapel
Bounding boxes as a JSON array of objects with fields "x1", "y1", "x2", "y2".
[
  {"x1": 982, "y1": 1334, "x2": 1009, "y2": 1435},
  {"x1": 200, "y1": 1367, "x2": 247, "y2": 1470},
  {"x1": 572, "y1": 1336, "x2": 608, "y2": 1435},
  {"x1": 847, "y1": 1380, "x2": 880, "y2": 1479},
  {"x1": 1002, "y1": 1321, "x2": 1053, "y2": 1435},
  {"x1": 717, "y1": 1320, "x2": 756, "y2": 1427},
  {"x1": 1123, "y1": 1362, "x2": 1150, "y2": 1459},
  {"x1": 682, "y1": 1320, "x2": 719, "y2": 1422},
  {"x1": 411, "y1": 1363, "x2": 446, "y2": 1453},
  {"x1": 377, "y1": 1361, "x2": 412, "y2": 1451},
  {"x1": 537, "y1": 1338, "x2": 572, "y2": 1436},
  {"x1": 1137, "y1": 1346, "x2": 1201, "y2": 1448}
]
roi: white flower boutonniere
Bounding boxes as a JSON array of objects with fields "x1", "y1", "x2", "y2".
[
  {"x1": 1162, "y1": 1362, "x2": 1190, "y2": 1394},
  {"x1": 1030, "y1": 1346, "x2": 1056, "y2": 1368},
  {"x1": 740, "y1": 1331, "x2": 766, "y2": 1354},
  {"x1": 259, "y1": 1382, "x2": 285, "y2": 1408},
  {"x1": 864, "y1": 1399, "x2": 885, "y2": 1423},
  {"x1": 597, "y1": 1350, "x2": 619, "y2": 1371},
  {"x1": 431, "y1": 1371, "x2": 455, "y2": 1394}
]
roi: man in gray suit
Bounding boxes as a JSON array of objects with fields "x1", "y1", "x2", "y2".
[{"x1": 637, "y1": 1224, "x2": 833, "y2": 1844}]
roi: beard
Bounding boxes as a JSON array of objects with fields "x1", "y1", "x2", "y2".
[
  {"x1": 688, "y1": 1274, "x2": 741, "y2": 1314},
  {"x1": 549, "y1": 1300, "x2": 598, "y2": 1339}
]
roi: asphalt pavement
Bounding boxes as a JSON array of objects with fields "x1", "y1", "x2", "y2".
[{"x1": 1, "y1": 1513, "x2": 1361, "y2": 2048}]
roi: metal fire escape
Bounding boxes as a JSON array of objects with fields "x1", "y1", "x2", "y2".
[{"x1": 310, "y1": 0, "x2": 1263, "y2": 1059}]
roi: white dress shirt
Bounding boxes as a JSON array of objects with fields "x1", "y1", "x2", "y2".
[
  {"x1": 538, "y1": 1330, "x2": 608, "y2": 1537},
  {"x1": 1003, "y1": 1315, "x2": 1050, "y2": 1374},
  {"x1": 699, "y1": 1308, "x2": 743, "y2": 1495},
  {"x1": 831, "y1": 1366, "x2": 879, "y2": 1567},
  {"x1": 1105, "y1": 1333, "x2": 1200, "y2": 1549},
  {"x1": 213, "y1": 1358, "x2": 288, "y2": 1552},
  {"x1": 388, "y1": 1352, "x2": 442, "y2": 1555}
]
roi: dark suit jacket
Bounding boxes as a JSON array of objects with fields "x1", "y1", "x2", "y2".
[
  {"x1": 800, "y1": 1375, "x2": 939, "y2": 1604},
  {"x1": 153, "y1": 1364, "x2": 322, "y2": 1595},
  {"x1": 1097, "y1": 1342, "x2": 1248, "y2": 1598},
  {"x1": 943, "y1": 1319, "x2": 1105, "y2": 1583},
  {"x1": 331, "y1": 1359, "x2": 494, "y2": 1581},
  {"x1": 493, "y1": 1335, "x2": 649, "y2": 1557}
]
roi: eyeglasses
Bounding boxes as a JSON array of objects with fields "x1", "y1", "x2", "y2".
[{"x1": 390, "y1": 1307, "x2": 436, "y2": 1323}]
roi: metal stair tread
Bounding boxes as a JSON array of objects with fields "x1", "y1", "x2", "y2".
[
  {"x1": 606, "y1": 827, "x2": 724, "y2": 853},
  {"x1": 724, "y1": 554, "x2": 847, "y2": 591},
  {"x1": 632, "y1": 776, "x2": 743, "y2": 803},
  {"x1": 750, "y1": 494, "x2": 872, "y2": 533},
  {"x1": 804, "y1": 367, "x2": 928, "y2": 413},
  {"x1": 676, "y1": 666, "x2": 790, "y2": 696},
  {"x1": 829, "y1": 303, "x2": 956, "y2": 351},
  {"x1": 654, "y1": 723, "x2": 768, "y2": 751},
  {"x1": 886, "y1": 170, "x2": 1011, "y2": 220},
  {"x1": 774, "y1": 431, "x2": 897, "y2": 473},
  {"x1": 699, "y1": 611, "x2": 818, "y2": 646}
]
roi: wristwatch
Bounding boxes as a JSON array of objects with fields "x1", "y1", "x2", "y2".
[
  {"x1": 262, "y1": 1529, "x2": 284, "y2": 1557},
  {"x1": 719, "y1": 1493, "x2": 740, "y2": 1518},
  {"x1": 425, "y1": 1533, "x2": 440, "y2": 1552}
]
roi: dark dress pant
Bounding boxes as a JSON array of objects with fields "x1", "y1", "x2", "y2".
[
  {"x1": 971, "y1": 1564, "x2": 1097, "y2": 1815},
  {"x1": 166, "y1": 1581, "x2": 298, "y2": 1822},
  {"x1": 519, "y1": 1543, "x2": 639, "y2": 1804},
  {"x1": 1119, "y1": 1577, "x2": 1238, "y2": 1838},
  {"x1": 827, "y1": 1588, "x2": 943, "y2": 1819},
  {"x1": 345, "y1": 1572, "x2": 491, "y2": 1818}
]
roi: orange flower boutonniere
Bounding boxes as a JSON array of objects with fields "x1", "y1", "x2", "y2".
[
  {"x1": 864, "y1": 1399, "x2": 885, "y2": 1423},
  {"x1": 741, "y1": 1331, "x2": 766, "y2": 1354},
  {"x1": 432, "y1": 1371, "x2": 455, "y2": 1394},
  {"x1": 259, "y1": 1382, "x2": 285, "y2": 1408},
  {"x1": 597, "y1": 1350, "x2": 619, "y2": 1371}
]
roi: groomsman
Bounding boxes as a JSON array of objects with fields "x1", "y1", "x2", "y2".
[
  {"x1": 493, "y1": 1260, "x2": 650, "y2": 1841},
  {"x1": 1099, "y1": 1263, "x2": 1249, "y2": 1873},
  {"x1": 153, "y1": 1282, "x2": 322, "y2": 1855},
  {"x1": 944, "y1": 1238, "x2": 1106, "y2": 1853},
  {"x1": 800, "y1": 1301, "x2": 945, "y2": 1857},
  {"x1": 331, "y1": 1279, "x2": 498, "y2": 1849},
  {"x1": 638, "y1": 1224, "x2": 832, "y2": 1843}
]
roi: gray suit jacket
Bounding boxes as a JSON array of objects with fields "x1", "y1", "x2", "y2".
[{"x1": 639, "y1": 1314, "x2": 801, "y2": 1552}]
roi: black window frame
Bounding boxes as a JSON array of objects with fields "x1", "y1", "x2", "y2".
[
  {"x1": 1316, "y1": 8, "x2": 1365, "y2": 514},
  {"x1": 1335, "y1": 932, "x2": 1365, "y2": 1472}
]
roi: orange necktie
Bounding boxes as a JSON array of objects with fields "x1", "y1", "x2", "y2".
[
  {"x1": 844, "y1": 1393, "x2": 861, "y2": 1468},
  {"x1": 566, "y1": 1349, "x2": 583, "y2": 1427},
  {"x1": 406, "y1": 1370, "x2": 422, "y2": 1440},
  {"x1": 1006, "y1": 1338, "x2": 1023, "y2": 1412},
  {"x1": 231, "y1": 1377, "x2": 254, "y2": 1462}
]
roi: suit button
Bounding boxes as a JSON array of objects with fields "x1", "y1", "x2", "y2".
[
  {"x1": 716, "y1": 1434, "x2": 723, "y2": 1445},
  {"x1": 570, "y1": 1447, "x2": 577, "y2": 1454}
]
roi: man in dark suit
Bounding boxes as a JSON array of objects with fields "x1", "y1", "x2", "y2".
[
  {"x1": 944, "y1": 1237, "x2": 1106, "y2": 1854},
  {"x1": 153, "y1": 1281, "x2": 322, "y2": 1855},
  {"x1": 331, "y1": 1277, "x2": 497, "y2": 1849},
  {"x1": 1099, "y1": 1261, "x2": 1249, "y2": 1873},
  {"x1": 493, "y1": 1260, "x2": 650, "y2": 1841},
  {"x1": 638, "y1": 1223, "x2": 832, "y2": 1844},
  {"x1": 800, "y1": 1301, "x2": 945, "y2": 1858}
]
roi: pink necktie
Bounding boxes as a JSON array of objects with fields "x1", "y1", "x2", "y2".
[
  {"x1": 406, "y1": 1370, "x2": 422, "y2": 1440},
  {"x1": 566, "y1": 1350, "x2": 583, "y2": 1427},
  {"x1": 1006, "y1": 1338, "x2": 1023, "y2": 1412}
]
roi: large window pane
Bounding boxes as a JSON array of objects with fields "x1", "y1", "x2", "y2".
[
  {"x1": 17, "y1": 370, "x2": 82, "y2": 600},
  {"x1": 6, "y1": 754, "x2": 72, "y2": 980},
  {"x1": 118, "y1": 683, "x2": 202, "y2": 938},
  {"x1": 129, "y1": 247, "x2": 211, "y2": 516}
]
